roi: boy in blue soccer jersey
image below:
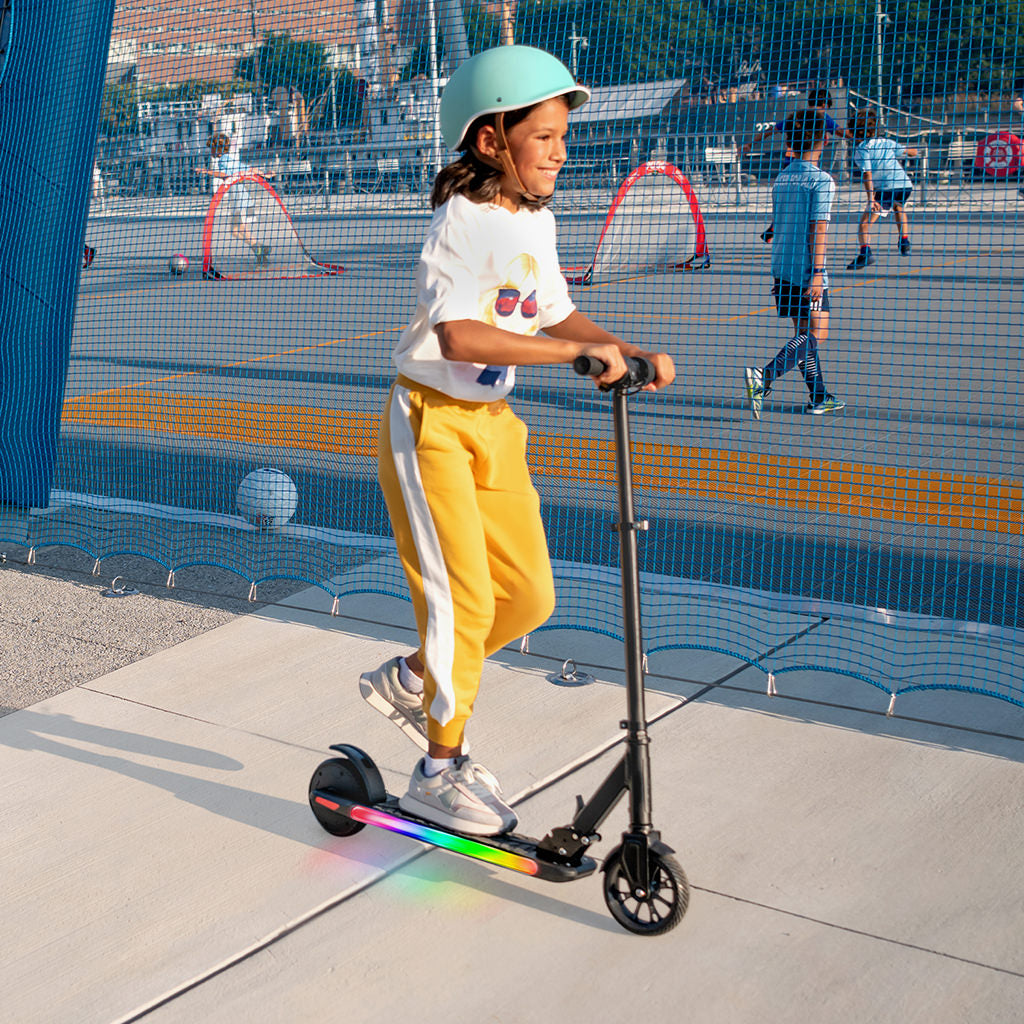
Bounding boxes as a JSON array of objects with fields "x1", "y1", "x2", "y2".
[
  {"x1": 742, "y1": 88, "x2": 852, "y2": 244},
  {"x1": 744, "y1": 109, "x2": 845, "y2": 418},
  {"x1": 847, "y1": 109, "x2": 919, "y2": 268}
]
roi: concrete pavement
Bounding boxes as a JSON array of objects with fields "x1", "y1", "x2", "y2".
[{"x1": 2, "y1": 562, "x2": 1023, "y2": 1023}]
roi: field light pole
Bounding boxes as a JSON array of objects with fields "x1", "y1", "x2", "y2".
[
  {"x1": 427, "y1": 0, "x2": 443, "y2": 180},
  {"x1": 874, "y1": 0, "x2": 890, "y2": 127},
  {"x1": 569, "y1": 21, "x2": 588, "y2": 77},
  {"x1": 249, "y1": 0, "x2": 264, "y2": 114}
]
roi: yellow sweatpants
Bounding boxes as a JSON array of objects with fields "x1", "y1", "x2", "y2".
[{"x1": 377, "y1": 377, "x2": 556, "y2": 748}]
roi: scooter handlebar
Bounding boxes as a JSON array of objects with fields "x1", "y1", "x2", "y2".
[{"x1": 573, "y1": 354, "x2": 657, "y2": 389}]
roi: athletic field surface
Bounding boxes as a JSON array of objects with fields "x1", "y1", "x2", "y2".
[{"x1": 1, "y1": 569, "x2": 1023, "y2": 1023}]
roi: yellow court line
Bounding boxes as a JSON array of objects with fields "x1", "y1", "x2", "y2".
[{"x1": 60, "y1": 392, "x2": 1022, "y2": 535}]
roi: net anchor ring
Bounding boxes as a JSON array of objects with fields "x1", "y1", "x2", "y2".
[
  {"x1": 886, "y1": 693, "x2": 897, "y2": 717},
  {"x1": 27, "y1": 547, "x2": 36, "y2": 565},
  {"x1": 101, "y1": 576, "x2": 138, "y2": 598},
  {"x1": 92, "y1": 558, "x2": 102, "y2": 576},
  {"x1": 520, "y1": 633, "x2": 530, "y2": 655},
  {"x1": 549, "y1": 658, "x2": 595, "y2": 687},
  {"x1": 766, "y1": 672, "x2": 778, "y2": 697},
  {"x1": 248, "y1": 582, "x2": 257, "y2": 603},
  {"x1": 330, "y1": 596, "x2": 340, "y2": 616},
  {"x1": 166, "y1": 570, "x2": 176, "y2": 589}
]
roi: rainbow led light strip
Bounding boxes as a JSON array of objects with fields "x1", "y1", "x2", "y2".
[{"x1": 314, "y1": 796, "x2": 539, "y2": 876}]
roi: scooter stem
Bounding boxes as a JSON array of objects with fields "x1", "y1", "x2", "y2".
[{"x1": 612, "y1": 386, "x2": 653, "y2": 833}]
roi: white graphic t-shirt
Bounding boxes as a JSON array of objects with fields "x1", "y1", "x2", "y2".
[{"x1": 394, "y1": 193, "x2": 576, "y2": 402}]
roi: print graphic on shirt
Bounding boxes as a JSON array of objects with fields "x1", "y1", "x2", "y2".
[{"x1": 475, "y1": 253, "x2": 541, "y2": 387}]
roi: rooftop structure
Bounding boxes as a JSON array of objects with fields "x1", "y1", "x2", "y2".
[{"x1": 111, "y1": 1, "x2": 365, "y2": 84}]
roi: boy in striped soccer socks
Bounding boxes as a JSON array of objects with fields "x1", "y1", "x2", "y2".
[{"x1": 745, "y1": 109, "x2": 844, "y2": 418}]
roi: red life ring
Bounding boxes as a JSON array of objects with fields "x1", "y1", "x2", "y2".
[{"x1": 974, "y1": 132, "x2": 1022, "y2": 177}]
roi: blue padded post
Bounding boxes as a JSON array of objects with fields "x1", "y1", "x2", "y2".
[{"x1": 0, "y1": 0, "x2": 115, "y2": 507}]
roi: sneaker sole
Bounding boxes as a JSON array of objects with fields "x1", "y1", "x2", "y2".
[
  {"x1": 359, "y1": 675, "x2": 429, "y2": 752},
  {"x1": 398, "y1": 792, "x2": 516, "y2": 836},
  {"x1": 808, "y1": 404, "x2": 846, "y2": 415}
]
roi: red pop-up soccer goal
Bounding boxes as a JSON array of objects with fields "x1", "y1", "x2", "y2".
[
  {"x1": 563, "y1": 161, "x2": 710, "y2": 285},
  {"x1": 202, "y1": 173, "x2": 344, "y2": 280}
]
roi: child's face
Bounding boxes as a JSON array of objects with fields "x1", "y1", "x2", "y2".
[{"x1": 500, "y1": 97, "x2": 569, "y2": 204}]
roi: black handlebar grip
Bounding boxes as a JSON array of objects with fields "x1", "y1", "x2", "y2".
[{"x1": 573, "y1": 354, "x2": 656, "y2": 388}]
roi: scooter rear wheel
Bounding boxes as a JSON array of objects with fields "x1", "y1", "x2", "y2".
[
  {"x1": 602, "y1": 845, "x2": 689, "y2": 935},
  {"x1": 309, "y1": 754, "x2": 385, "y2": 837}
]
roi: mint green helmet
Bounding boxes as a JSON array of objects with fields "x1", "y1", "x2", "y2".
[{"x1": 440, "y1": 45, "x2": 590, "y2": 150}]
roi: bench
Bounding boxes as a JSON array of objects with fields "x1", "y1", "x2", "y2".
[
  {"x1": 942, "y1": 136, "x2": 977, "y2": 180},
  {"x1": 704, "y1": 144, "x2": 739, "y2": 184}
]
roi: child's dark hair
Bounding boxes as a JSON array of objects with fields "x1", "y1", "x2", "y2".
[
  {"x1": 785, "y1": 109, "x2": 828, "y2": 155},
  {"x1": 430, "y1": 98, "x2": 566, "y2": 211},
  {"x1": 851, "y1": 109, "x2": 878, "y2": 142},
  {"x1": 807, "y1": 87, "x2": 832, "y2": 109}
]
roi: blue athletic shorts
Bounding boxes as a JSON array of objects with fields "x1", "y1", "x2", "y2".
[{"x1": 773, "y1": 278, "x2": 830, "y2": 318}]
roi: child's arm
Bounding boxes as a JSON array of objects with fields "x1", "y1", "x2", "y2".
[
  {"x1": 806, "y1": 220, "x2": 829, "y2": 300},
  {"x1": 196, "y1": 167, "x2": 228, "y2": 179},
  {"x1": 741, "y1": 123, "x2": 776, "y2": 156},
  {"x1": 437, "y1": 312, "x2": 675, "y2": 391}
]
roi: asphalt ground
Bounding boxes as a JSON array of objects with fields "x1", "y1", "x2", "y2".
[{"x1": 2, "y1": 186, "x2": 1020, "y2": 709}]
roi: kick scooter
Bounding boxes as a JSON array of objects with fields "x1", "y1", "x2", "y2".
[{"x1": 308, "y1": 355, "x2": 689, "y2": 935}]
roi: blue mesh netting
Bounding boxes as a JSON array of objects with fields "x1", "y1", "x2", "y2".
[{"x1": 1, "y1": 1, "x2": 1021, "y2": 710}]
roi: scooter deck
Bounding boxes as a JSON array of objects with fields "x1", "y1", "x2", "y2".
[{"x1": 311, "y1": 790, "x2": 598, "y2": 883}]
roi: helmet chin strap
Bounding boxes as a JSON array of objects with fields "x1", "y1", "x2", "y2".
[{"x1": 471, "y1": 112, "x2": 542, "y2": 205}]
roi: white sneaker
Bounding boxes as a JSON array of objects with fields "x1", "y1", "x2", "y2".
[
  {"x1": 399, "y1": 756, "x2": 517, "y2": 836},
  {"x1": 359, "y1": 658, "x2": 429, "y2": 751},
  {"x1": 744, "y1": 367, "x2": 765, "y2": 420},
  {"x1": 360, "y1": 657, "x2": 476, "y2": 756}
]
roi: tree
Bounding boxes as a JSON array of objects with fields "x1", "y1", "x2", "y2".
[
  {"x1": 236, "y1": 31, "x2": 332, "y2": 98},
  {"x1": 235, "y1": 31, "x2": 361, "y2": 127},
  {"x1": 99, "y1": 81, "x2": 138, "y2": 138}
]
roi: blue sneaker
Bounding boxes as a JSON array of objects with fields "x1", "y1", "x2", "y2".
[
  {"x1": 846, "y1": 252, "x2": 875, "y2": 270},
  {"x1": 899, "y1": 237, "x2": 911, "y2": 256}
]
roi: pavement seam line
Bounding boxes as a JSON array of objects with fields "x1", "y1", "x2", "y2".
[
  {"x1": 109, "y1": 849, "x2": 435, "y2": 1024},
  {"x1": 694, "y1": 885, "x2": 1024, "y2": 979}
]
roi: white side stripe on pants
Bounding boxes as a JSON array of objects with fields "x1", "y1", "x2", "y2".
[{"x1": 388, "y1": 386, "x2": 458, "y2": 726}]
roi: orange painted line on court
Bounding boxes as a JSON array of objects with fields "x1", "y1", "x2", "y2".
[{"x1": 60, "y1": 392, "x2": 1022, "y2": 535}]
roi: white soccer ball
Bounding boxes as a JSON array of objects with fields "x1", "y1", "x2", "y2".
[{"x1": 236, "y1": 468, "x2": 298, "y2": 527}]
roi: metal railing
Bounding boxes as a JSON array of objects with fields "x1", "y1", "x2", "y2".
[{"x1": 90, "y1": 126, "x2": 1020, "y2": 209}]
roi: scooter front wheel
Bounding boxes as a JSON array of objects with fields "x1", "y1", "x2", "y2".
[
  {"x1": 309, "y1": 750, "x2": 386, "y2": 837},
  {"x1": 602, "y1": 845, "x2": 689, "y2": 935}
]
